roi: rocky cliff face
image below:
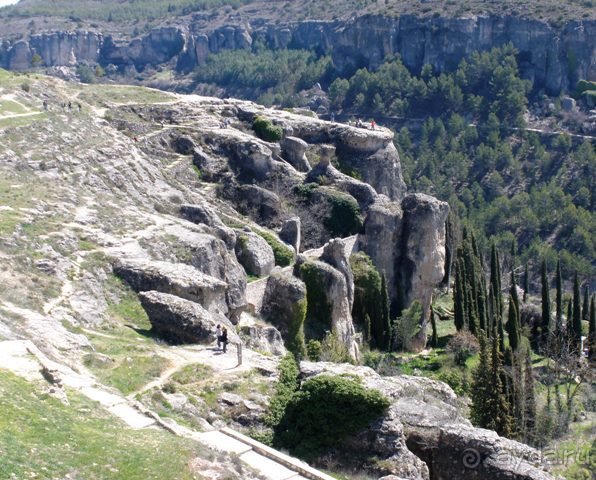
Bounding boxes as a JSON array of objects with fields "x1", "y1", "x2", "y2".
[
  {"x1": 1, "y1": 14, "x2": 594, "y2": 94},
  {"x1": 301, "y1": 362, "x2": 556, "y2": 480}
]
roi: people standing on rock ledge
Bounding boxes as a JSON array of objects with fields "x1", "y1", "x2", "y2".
[
  {"x1": 221, "y1": 327, "x2": 228, "y2": 353},
  {"x1": 216, "y1": 324, "x2": 223, "y2": 350}
]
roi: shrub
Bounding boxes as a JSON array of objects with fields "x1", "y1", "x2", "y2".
[
  {"x1": 306, "y1": 339, "x2": 322, "y2": 361},
  {"x1": 273, "y1": 375, "x2": 390, "y2": 459},
  {"x1": 324, "y1": 192, "x2": 363, "y2": 237},
  {"x1": 266, "y1": 353, "x2": 300, "y2": 427},
  {"x1": 252, "y1": 115, "x2": 283, "y2": 142},
  {"x1": 446, "y1": 331, "x2": 480, "y2": 366},
  {"x1": 20, "y1": 81, "x2": 31, "y2": 92},
  {"x1": 252, "y1": 228, "x2": 294, "y2": 267},
  {"x1": 392, "y1": 300, "x2": 423, "y2": 352}
]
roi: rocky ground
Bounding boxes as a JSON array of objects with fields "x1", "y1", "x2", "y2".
[{"x1": 0, "y1": 70, "x2": 559, "y2": 479}]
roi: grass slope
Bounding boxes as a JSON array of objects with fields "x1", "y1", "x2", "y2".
[{"x1": 0, "y1": 370, "x2": 208, "y2": 479}]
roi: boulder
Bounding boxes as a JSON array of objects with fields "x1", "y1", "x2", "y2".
[
  {"x1": 153, "y1": 226, "x2": 247, "y2": 322},
  {"x1": 234, "y1": 184, "x2": 283, "y2": 223},
  {"x1": 281, "y1": 136, "x2": 311, "y2": 171},
  {"x1": 320, "y1": 238, "x2": 355, "y2": 310},
  {"x1": 113, "y1": 259, "x2": 228, "y2": 315},
  {"x1": 234, "y1": 229, "x2": 275, "y2": 277},
  {"x1": 180, "y1": 203, "x2": 236, "y2": 248},
  {"x1": 240, "y1": 324, "x2": 286, "y2": 356},
  {"x1": 279, "y1": 216, "x2": 301, "y2": 253},
  {"x1": 298, "y1": 259, "x2": 359, "y2": 361},
  {"x1": 139, "y1": 291, "x2": 238, "y2": 344},
  {"x1": 261, "y1": 268, "x2": 307, "y2": 341}
]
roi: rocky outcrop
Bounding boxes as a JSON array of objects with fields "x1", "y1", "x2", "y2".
[
  {"x1": 2, "y1": 15, "x2": 593, "y2": 94},
  {"x1": 300, "y1": 362, "x2": 556, "y2": 480},
  {"x1": 320, "y1": 238, "x2": 354, "y2": 310},
  {"x1": 279, "y1": 217, "x2": 301, "y2": 253},
  {"x1": 239, "y1": 324, "x2": 286, "y2": 356},
  {"x1": 234, "y1": 229, "x2": 275, "y2": 277},
  {"x1": 180, "y1": 203, "x2": 236, "y2": 248},
  {"x1": 261, "y1": 268, "x2": 307, "y2": 341},
  {"x1": 142, "y1": 224, "x2": 248, "y2": 321},
  {"x1": 359, "y1": 193, "x2": 448, "y2": 348},
  {"x1": 298, "y1": 258, "x2": 359, "y2": 361},
  {"x1": 114, "y1": 259, "x2": 228, "y2": 315},
  {"x1": 397, "y1": 194, "x2": 449, "y2": 349},
  {"x1": 280, "y1": 136, "x2": 311, "y2": 172},
  {"x1": 359, "y1": 196, "x2": 403, "y2": 314},
  {"x1": 139, "y1": 290, "x2": 238, "y2": 344}
]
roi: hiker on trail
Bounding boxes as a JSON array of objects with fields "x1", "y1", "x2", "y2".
[
  {"x1": 67, "y1": 101, "x2": 72, "y2": 111},
  {"x1": 42, "y1": 100, "x2": 48, "y2": 111},
  {"x1": 371, "y1": 119, "x2": 376, "y2": 130},
  {"x1": 330, "y1": 112, "x2": 335, "y2": 123},
  {"x1": 356, "y1": 118, "x2": 363, "y2": 128},
  {"x1": 221, "y1": 326, "x2": 228, "y2": 353},
  {"x1": 77, "y1": 103, "x2": 82, "y2": 112},
  {"x1": 216, "y1": 324, "x2": 223, "y2": 350}
]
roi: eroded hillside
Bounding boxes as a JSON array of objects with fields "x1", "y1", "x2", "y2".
[{"x1": 0, "y1": 70, "x2": 558, "y2": 480}]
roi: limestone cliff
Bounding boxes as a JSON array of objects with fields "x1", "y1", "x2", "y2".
[{"x1": 1, "y1": 13, "x2": 594, "y2": 94}]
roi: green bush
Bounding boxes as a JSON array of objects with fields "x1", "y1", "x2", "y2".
[
  {"x1": 273, "y1": 375, "x2": 390, "y2": 459},
  {"x1": 306, "y1": 339, "x2": 322, "y2": 361},
  {"x1": 446, "y1": 331, "x2": 480, "y2": 366},
  {"x1": 266, "y1": 353, "x2": 300, "y2": 427},
  {"x1": 324, "y1": 192, "x2": 363, "y2": 237},
  {"x1": 252, "y1": 228, "x2": 294, "y2": 267},
  {"x1": 252, "y1": 115, "x2": 283, "y2": 142}
]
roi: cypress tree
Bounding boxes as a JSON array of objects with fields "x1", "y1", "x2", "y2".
[
  {"x1": 572, "y1": 272, "x2": 582, "y2": 352},
  {"x1": 540, "y1": 260, "x2": 551, "y2": 341},
  {"x1": 454, "y1": 258, "x2": 465, "y2": 332},
  {"x1": 589, "y1": 295, "x2": 595, "y2": 361},
  {"x1": 582, "y1": 286, "x2": 589, "y2": 320},
  {"x1": 380, "y1": 273, "x2": 391, "y2": 351},
  {"x1": 507, "y1": 272, "x2": 521, "y2": 352},
  {"x1": 430, "y1": 306, "x2": 438, "y2": 348},
  {"x1": 523, "y1": 263, "x2": 529, "y2": 302},
  {"x1": 523, "y1": 348, "x2": 536, "y2": 442},
  {"x1": 498, "y1": 309, "x2": 506, "y2": 354},
  {"x1": 507, "y1": 295, "x2": 520, "y2": 352},
  {"x1": 488, "y1": 324, "x2": 514, "y2": 437},
  {"x1": 555, "y1": 259, "x2": 563, "y2": 328},
  {"x1": 470, "y1": 330, "x2": 491, "y2": 428}
]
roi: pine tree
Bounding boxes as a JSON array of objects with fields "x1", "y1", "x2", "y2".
[
  {"x1": 540, "y1": 260, "x2": 551, "y2": 342},
  {"x1": 430, "y1": 306, "x2": 438, "y2": 348},
  {"x1": 380, "y1": 273, "x2": 391, "y2": 351},
  {"x1": 523, "y1": 263, "x2": 529, "y2": 302},
  {"x1": 555, "y1": 259, "x2": 563, "y2": 328},
  {"x1": 582, "y1": 286, "x2": 589, "y2": 320},
  {"x1": 572, "y1": 272, "x2": 582, "y2": 352},
  {"x1": 523, "y1": 348, "x2": 536, "y2": 443}
]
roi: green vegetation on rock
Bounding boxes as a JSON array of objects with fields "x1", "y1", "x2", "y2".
[
  {"x1": 252, "y1": 115, "x2": 283, "y2": 142},
  {"x1": 300, "y1": 262, "x2": 333, "y2": 338},
  {"x1": 273, "y1": 374, "x2": 390, "y2": 460},
  {"x1": 252, "y1": 228, "x2": 294, "y2": 266}
]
